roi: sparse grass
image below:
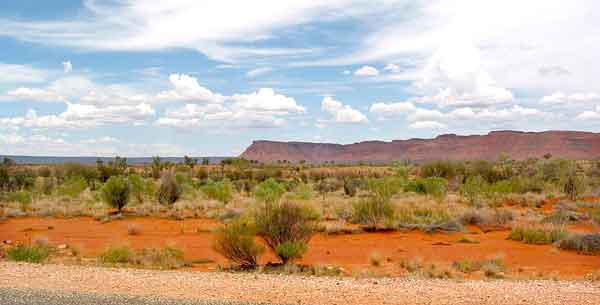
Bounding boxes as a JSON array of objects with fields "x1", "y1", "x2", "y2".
[
  {"x1": 396, "y1": 202, "x2": 463, "y2": 233},
  {"x1": 507, "y1": 226, "x2": 569, "y2": 245},
  {"x1": 98, "y1": 245, "x2": 187, "y2": 269},
  {"x1": 6, "y1": 244, "x2": 52, "y2": 263},
  {"x1": 452, "y1": 255, "x2": 505, "y2": 278}
]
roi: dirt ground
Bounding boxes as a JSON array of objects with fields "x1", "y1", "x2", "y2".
[{"x1": 1, "y1": 216, "x2": 599, "y2": 278}]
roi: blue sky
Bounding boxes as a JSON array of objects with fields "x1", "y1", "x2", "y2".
[{"x1": 0, "y1": 0, "x2": 599, "y2": 156}]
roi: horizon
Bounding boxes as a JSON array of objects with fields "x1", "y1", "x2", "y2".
[{"x1": 2, "y1": 1, "x2": 600, "y2": 156}]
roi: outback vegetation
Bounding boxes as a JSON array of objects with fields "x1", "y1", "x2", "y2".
[{"x1": 1, "y1": 155, "x2": 600, "y2": 279}]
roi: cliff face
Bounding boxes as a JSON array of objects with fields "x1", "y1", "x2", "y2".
[{"x1": 240, "y1": 131, "x2": 600, "y2": 162}]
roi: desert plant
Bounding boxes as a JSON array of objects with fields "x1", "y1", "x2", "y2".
[
  {"x1": 6, "y1": 244, "x2": 51, "y2": 263},
  {"x1": 315, "y1": 178, "x2": 341, "y2": 199},
  {"x1": 133, "y1": 246, "x2": 186, "y2": 269},
  {"x1": 558, "y1": 233, "x2": 600, "y2": 255},
  {"x1": 352, "y1": 197, "x2": 394, "y2": 228},
  {"x1": 460, "y1": 175, "x2": 487, "y2": 206},
  {"x1": 56, "y1": 176, "x2": 87, "y2": 198},
  {"x1": 213, "y1": 220, "x2": 264, "y2": 269},
  {"x1": 200, "y1": 179, "x2": 233, "y2": 203},
  {"x1": 99, "y1": 245, "x2": 134, "y2": 264},
  {"x1": 127, "y1": 223, "x2": 142, "y2": 235},
  {"x1": 507, "y1": 226, "x2": 569, "y2": 245},
  {"x1": 101, "y1": 176, "x2": 131, "y2": 212},
  {"x1": 254, "y1": 178, "x2": 286, "y2": 204},
  {"x1": 255, "y1": 201, "x2": 317, "y2": 264},
  {"x1": 157, "y1": 172, "x2": 183, "y2": 205},
  {"x1": 343, "y1": 178, "x2": 361, "y2": 197},
  {"x1": 563, "y1": 174, "x2": 585, "y2": 201},
  {"x1": 275, "y1": 241, "x2": 308, "y2": 263},
  {"x1": 405, "y1": 177, "x2": 447, "y2": 201}
]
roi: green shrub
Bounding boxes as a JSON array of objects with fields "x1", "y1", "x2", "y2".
[
  {"x1": 396, "y1": 204, "x2": 461, "y2": 233},
  {"x1": 255, "y1": 202, "x2": 316, "y2": 264},
  {"x1": 200, "y1": 179, "x2": 233, "y2": 203},
  {"x1": 405, "y1": 177, "x2": 447, "y2": 200},
  {"x1": 291, "y1": 182, "x2": 313, "y2": 200},
  {"x1": 99, "y1": 246, "x2": 134, "y2": 264},
  {"x1": 507, "y1": 226, "x2": 569, "y2": 244},
  {"x1": 56, "y1": 176, "x2": 87, "y2": 198},
  {"x1": 7, "y1": 244, "x2": 51, "y2": 263},
  {"x1": 459, "y1": 175, "x2": 487, "y2": 206},
  {"x1": 254, "y1": 178, "x2": 286, "y2": 204},
  {"x1": 213, "y1": 220, "x2": 264, "y2": 269},
  {"x1": 101, "y1": 176, "x2": 131, "y2": 212},
  {"x1": 352, "y1": 197, "x2": 394, "y2": 228},
  {"x1": 275, "y1": 241, "x2": 307, "y2": 263},
  {"x1": 128, "y1": 174, "x2": 147, "y2": 204},
  {"x1": 157, "y1": 173, "x2": 183, "y2": 205},
  {"x1": 563, "y1": 174, "x2": 586, "y2": 201},
  {"x1": 367, "y1": 177, "x2": 403, "y2": 203}
]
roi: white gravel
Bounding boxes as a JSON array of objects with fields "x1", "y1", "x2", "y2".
[{"x1": 1, "y1": 262, "x2": 600, "y2": 305}]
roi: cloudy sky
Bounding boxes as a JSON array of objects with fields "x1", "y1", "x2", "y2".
[{"x1": 0, "y1": 0, "x2": 599, "y2": 156}]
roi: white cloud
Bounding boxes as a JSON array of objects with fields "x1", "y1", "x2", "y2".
[
  {"x1": 0, "y1": 1, "x2": 394, "y2": 62},
  {"x1": 0, "y1": 63, "x2": 48, "y2": 83},
  {"x1": 62, "y1": 61, "x2": 72, "y2": 73},
  {"x1": 6, "y1": 87, "x2": 65, "y2": 102},
  {"x1": 156, "y1": 74, "x2": 225, "y2": 103},
  {"x1": 577, "y1": 106, "x2": 600, "y2": 120},
  {"x1": 383, "y1": 63, "x2": 400, "y2": 73},
  {"x1": 157, "y1": 88, "x2": 305, "y2": 129},
  {"x1": 321, "y1": 96, "x2": 368, "y2": 124},
  {"x1": 369, "y1": 101, "x2": 416, "y2": 114},
  {"x1": 0, "y1": 103, "x2": 156, "y2": 130},
  {"x1": 353, "y1": 65, "x2": 379, "y2": 77},
  {"x1": 409, "y1": 121, "x2": 446, "y2": 129},
  {"x1": 246, "y1": 67, "x2": 273, "y2": 78},
  {"x1": 343, "y1": 70, "x2": 351, "y2": 75},
  {"x1": 80, "y1": 136, "x2": 120, "y2": 144},
  {"x1": 541, "y1": 91, "x2": 600, "y2": 104}
]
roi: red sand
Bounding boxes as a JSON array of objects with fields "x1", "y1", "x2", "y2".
[{"x1": 1, "y1": 217, "x2": 599, "y2": 278}]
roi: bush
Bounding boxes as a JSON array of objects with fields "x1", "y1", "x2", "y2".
[
  {"x1": 275, "y1": 241, "x2": 307, "y2": 263},
  {"x1": 213, "y1": 220, "x2": 264, "y2": 269},
  {"x1": 507, "y1": 226, "x2": 569, "y2": 244},
  {"x1": 157, "y1": 173, "x2": 183, "y2": 205},
  {"x1": 396, "y1": 203, "x2": 461, "y2": 233},
  {"x1": 254, "y1": 178, "x2": 286, "y2": 204},
  {"x1": 352, "y1": 197, "x2": 394, "y2": 228},
  {"x1": 255, "y1": 202, "x2": 316, "y2": 264},
  {"x1": 460, "y1": 175, "x2": 487, "y2": 206},
  {"x1": 101, "y1": 176, "x2": 131, "y2": 212},
  {"x1": 563, "y1": 174, "x2": 585, "y2": 201},
  {"x1": 291, "y1": 182, "x2": 313, "y2": 200},
  {"x1": 558, "y1": 233, "x2": 600, "y2": 255},
  {"x1": 405, "y1": 177, "x2": 447, "y2": 201},
  {"x1": 200, "y1": 179, "x2": 233, "y2": 203},
  {"x1": 343, "y1": 178, "x2": 361, "y2": 197},
  {"x1": 315, "y1": 178, "x2": 341, "y2": 199},
  {"x1": 56, "y1": 176, "x2": 87, "y2": 198},
  {"x1": 7, "y1": 244, "x2": 51, "y2": 263},
  {"x1": 128, "y1": 174, "x2": 147, "y2": 204},
  {"x1": 99, "y1": 246, "x2": 134, "y2": 264}
]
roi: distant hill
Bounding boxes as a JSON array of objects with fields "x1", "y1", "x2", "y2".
[
  {"x1": 240, "y1": 130, "x2": 600, "y2": 163},
  {"x1": 0, "y1": 156, "x2": 229, "y2": 165}
]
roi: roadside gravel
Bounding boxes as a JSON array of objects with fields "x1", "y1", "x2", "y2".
[{"x1": 1, "y1": 262, "x2": 599, "y2": 305}]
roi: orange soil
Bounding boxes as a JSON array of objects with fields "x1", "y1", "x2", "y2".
[{"x1": 1, "y1": 217, "x2": 599, "y2": 278}]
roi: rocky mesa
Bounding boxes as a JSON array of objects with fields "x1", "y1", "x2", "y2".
[{"x1": 240, "y1": 130, "x2": 600, "y2": 163}]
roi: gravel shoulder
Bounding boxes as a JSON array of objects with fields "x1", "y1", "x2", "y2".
[{"x1": 1, "y1": 262, "x2": 600, "y2": 305}]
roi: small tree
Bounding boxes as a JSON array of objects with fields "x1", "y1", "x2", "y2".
[
  {"x1": 157, "y1": 172, "x2": 182, "y2": 205},
  {"x1": 343, "y1": 178, "x2": 361, "y2": 197},
  {"x1": 183, "y1": 155, "x2": 197, "y2": 169},
  {"x1": 200, "y1": 179, "x2": 233, "y2": 203},
  {"x1": 255, "y1": 202, "x2": 316, "y2": 264},
  {"x1": 460, "y1": 175, "x2": 487, "y2": 206},
  {"x1": 101, "y1": 176, "x2": 131, "y2": 212},
  {"x1": 213, "y1": 220, "x2": 264, "y2": 269}
]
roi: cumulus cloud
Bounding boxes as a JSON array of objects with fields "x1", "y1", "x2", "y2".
[
  {"x1": 353, "y1": 65, "x2": 379, "y2": 77},
  {"x1": 321, "y1": 96, "x2": 368, "y2": 124},
  {"x1": 0, "y1": 103, "x2": 156, "y2": 130},
  {"x1": 156, "y1": 74, "x2": 225, "y2": 103},
  {"x1": 156, "y1": 88, "x2": 304, "y2": 129},
  {"x1": 383, "y1": 63, "x2": 400, "y2": 73},
  {"x1": 370, "y1": 101, "x2": 416, "y2": 115},
  {"x1": 577, "y1": 106, "x2": 600, "y2": 120}
]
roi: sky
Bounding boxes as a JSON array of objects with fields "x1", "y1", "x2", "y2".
[{"x1": 0, "y1": 0, "x2": 599, "y2": 157}]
